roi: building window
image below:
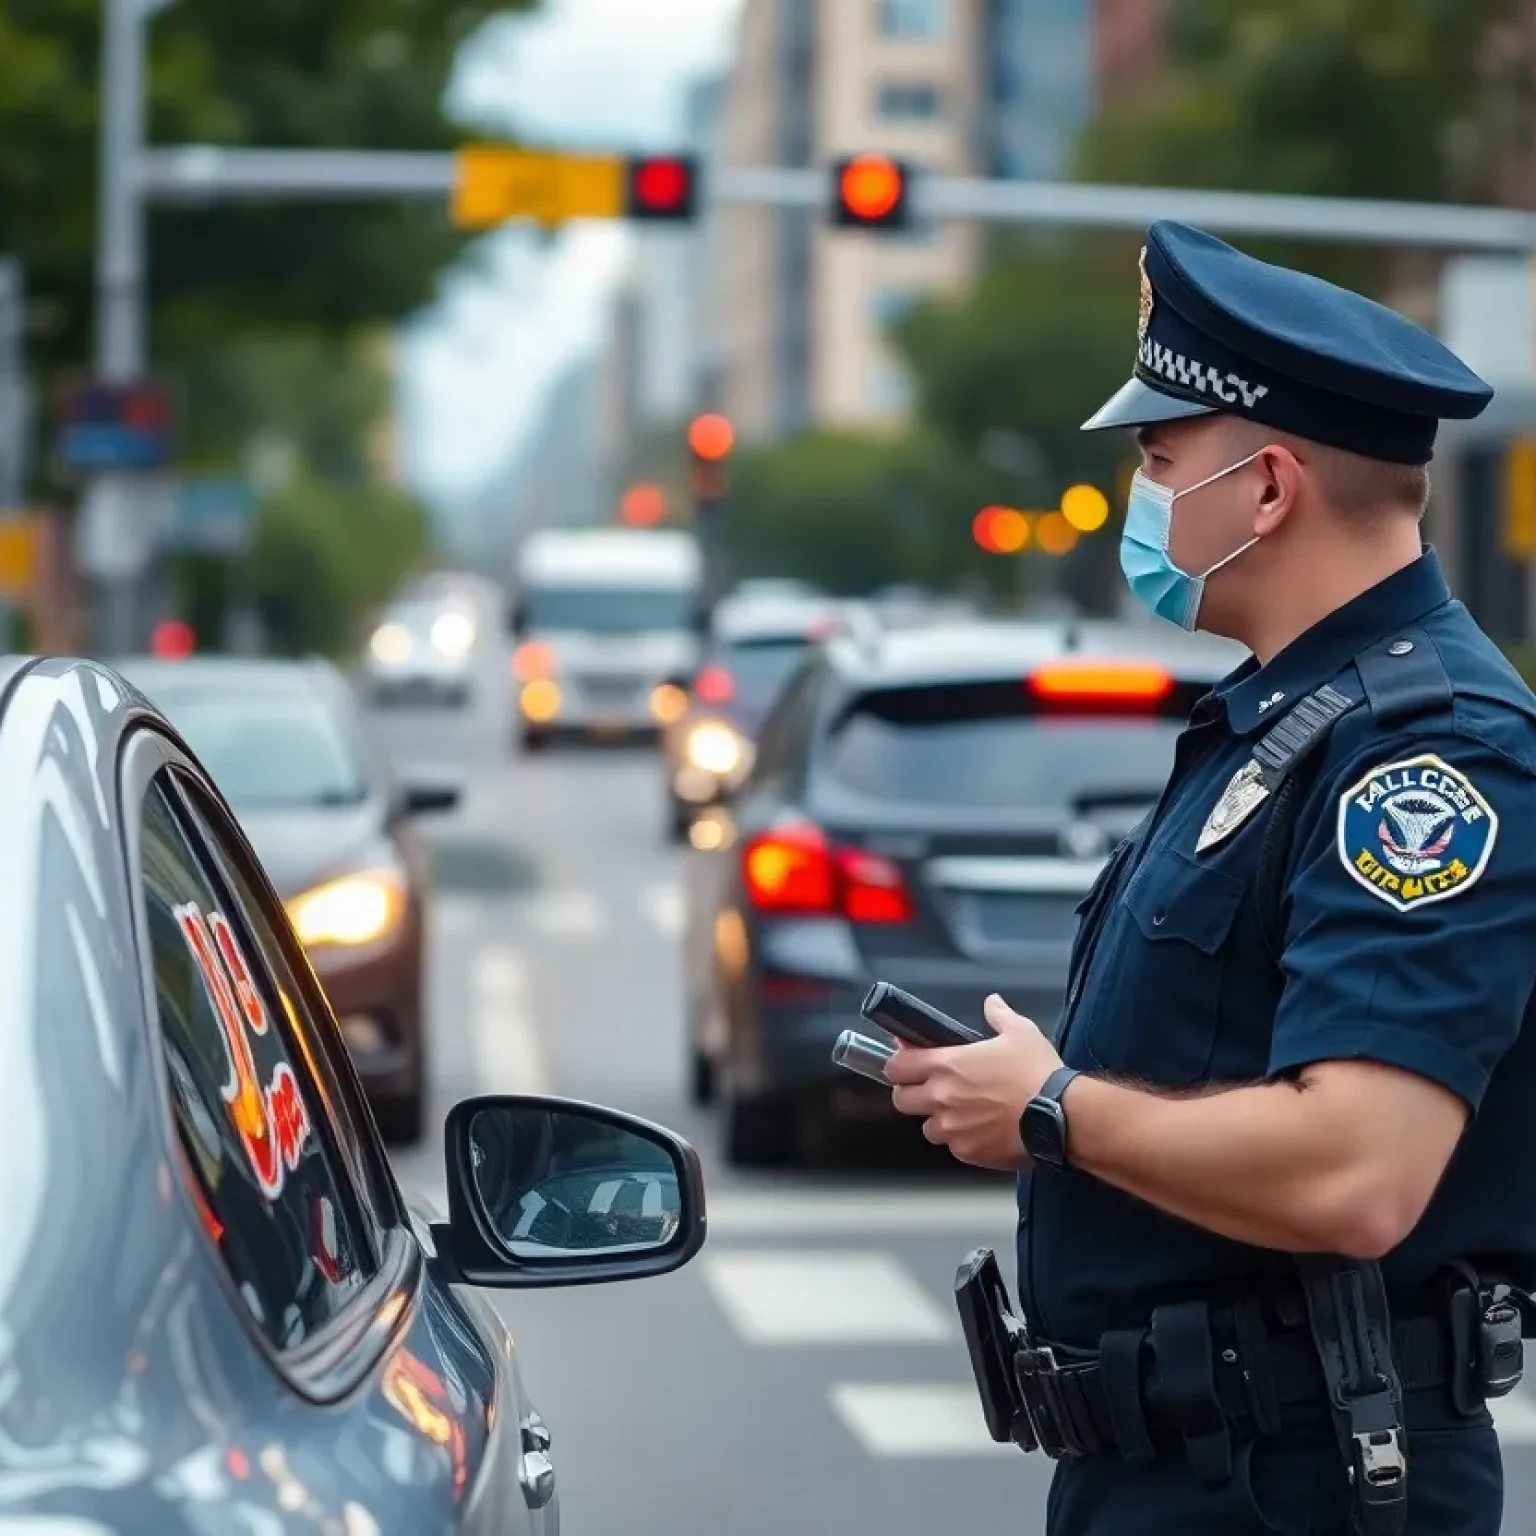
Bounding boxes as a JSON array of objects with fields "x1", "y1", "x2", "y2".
[
  {"x1": 878, "y1": 0, "x2": 945, "y2": 39},
  {"x1": 869, "y1": 287, "x2": 920, "y2": 335},
  {"x1": 867, "y1": 361, "x2": 915, "y2": 415},
  {"x1": 875, "y1": 81, "x2": 944, "y2": 122}
]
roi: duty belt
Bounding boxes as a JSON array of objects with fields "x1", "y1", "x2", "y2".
[{"x1": 1003, "y1": 1298, "x2": 1451, "y2": 1477}]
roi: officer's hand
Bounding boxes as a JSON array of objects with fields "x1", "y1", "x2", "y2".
[{"x1": 884, "y1": 995, "x2": 1061, "y2": 1172}]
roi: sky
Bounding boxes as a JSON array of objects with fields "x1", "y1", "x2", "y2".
[{"x1": 398, "y1": 0, "x2": 744, "y2": 510}]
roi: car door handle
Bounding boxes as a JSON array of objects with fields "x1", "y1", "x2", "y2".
[
  {"x1": 520, "y1": 1411, "x2": 551, "y2": 1453},
  {"x1": 519, "y1": 1450, "x2": 556, "y2": 1511}
]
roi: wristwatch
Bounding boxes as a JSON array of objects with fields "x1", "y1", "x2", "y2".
[{"x1": 1021, "y1": 1066, "x2": 1081, "y2": 1170}]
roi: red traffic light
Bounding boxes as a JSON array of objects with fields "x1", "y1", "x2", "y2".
[
  {"x1": 688, "y1": 413, "x2": 735, "y2": 463},
  {"x1": 625, "y1": 155, "x2": 698, "y2": 222},
  {"x1": 833, "y1": 154, "x2": 911, "y2": 229}
]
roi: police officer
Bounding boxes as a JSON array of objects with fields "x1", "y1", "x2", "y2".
[{"x1": 887, "y1": 221, "x2": 1536, "y2": 1534}]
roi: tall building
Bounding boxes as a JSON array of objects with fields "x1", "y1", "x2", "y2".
[
  {"x1": 710, "y1": 0, "x2": 1165, "y2": 445},
  {"x1": 713, "y1": 0, "x2": 984, "y2": 443}
]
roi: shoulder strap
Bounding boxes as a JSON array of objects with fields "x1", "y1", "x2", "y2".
[{"x1": 1251, "y1": 625, "x2": 1453, "y2": 964}]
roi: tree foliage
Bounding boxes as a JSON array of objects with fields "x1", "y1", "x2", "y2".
[{"x1": 0, "y1": 0, "x2": 529, "y2": 410}]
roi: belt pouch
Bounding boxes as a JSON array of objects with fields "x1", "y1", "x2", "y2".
[{"x1": 1150, "y1": 1301, "x2": 1232, "y2": 1484}]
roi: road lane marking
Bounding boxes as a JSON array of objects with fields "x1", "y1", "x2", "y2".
[
  {"x1": 701, "y1": 1251, "x2": 951, "y2": 1344},
  {"x1": 529, "y1": 890, "x2": 606, "y2": 937},
  {"x1": 472, "y1": 948, "x2": 550, "y2": 1094},
  {"x1": 830, "y1": 1384, "x2": 1013, "y2": 1457},
  {"x1": 704, "y1": 1189, "x2": 1018, "y2": 1237},
  {"x1": 639, "y1": 882, "x2": 685, "y2": 937}
]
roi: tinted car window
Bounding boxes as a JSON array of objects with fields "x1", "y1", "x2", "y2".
[
  {"x1": 150, "y1": 691, "x2": 367, "y2": 811},
  {"x1": 523, "y1": 586, "x2": 694, "y2": 633},
  {"x1": 820, "y1": 682, "x2": 1185, "y2": 808},
  {"x1": 747, "y1": 659, "x2": 824, "y2": 790},
  {"x1": 715, "y1": 639, "x2": 812, "y2": 702},
  {"x1": 140, "y1": 780, "x2": 375, "y2": 1349}
]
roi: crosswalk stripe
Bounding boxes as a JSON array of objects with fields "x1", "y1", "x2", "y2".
[
  {"x1": 830, "y1": 1384, "x2": 1013, "y2": 1457},
  {"x1": 471, "y1": 947, "x2": 550, "y2": 1093},
  {"x1": 1493, "y1": 1391, "x2": 1536, "y2": 1443},
  {"x1": 702, "y1": 1251, "x2": 952, "y2": 1344}
]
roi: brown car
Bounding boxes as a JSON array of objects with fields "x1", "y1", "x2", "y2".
[{"x1": 117, "y1": 655, "x2": 460, "y2": 1144}]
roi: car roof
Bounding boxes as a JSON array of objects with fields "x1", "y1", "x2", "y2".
[
  {"x1": 113, "y1": 654, "x2": 345, "y2": 698},
  {"x1": 710, "y1": 593, "x2": 854, "y2": 643},
  {"x1": 823, "y1": 618, "x2": 1247, "y2": 690}
]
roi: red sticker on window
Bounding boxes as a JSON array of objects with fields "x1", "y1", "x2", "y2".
[{"x1": 175, "y1": 901, "x2": 311, "y2": 1197}]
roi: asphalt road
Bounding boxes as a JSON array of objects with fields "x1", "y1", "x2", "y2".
[{"x1": 362, "y1": 647, "x2": 1536, "y2": 1535}]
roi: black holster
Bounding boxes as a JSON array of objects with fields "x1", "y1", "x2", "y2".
[
  {"x1": 1443, "y1": 1259, "x2": 1526, "y2": 1416},
  {"x1": 1295, "y1": 1256, "x2": 1408, "y2": 1536},
  {"x1": 954, "y1": 1248, "x2": 1038, "y2": 1452}
]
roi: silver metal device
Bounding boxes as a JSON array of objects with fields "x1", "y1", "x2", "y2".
[{"x1": 832, "y1": 1029, "x2": 897, "y2": 1085}]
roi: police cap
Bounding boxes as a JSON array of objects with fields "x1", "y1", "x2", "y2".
[{"x1": 1082, "y1": 221, "x2": 1493, "y2": 465}]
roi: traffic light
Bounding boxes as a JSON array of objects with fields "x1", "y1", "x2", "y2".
[
  {"x1": 688, "y1": 414, "x2": 734, "y2": 503},
  {"x1": 625, "y1": 155, "x2": 699, "y2": 222},
  {"x1": 831, "y1": 154, "x2": 911, "y2": 231}
]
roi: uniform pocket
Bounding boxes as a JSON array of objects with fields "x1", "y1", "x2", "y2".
[{"x1": 1084, "y1": 847, "x2": 1247, "y2": 1085}]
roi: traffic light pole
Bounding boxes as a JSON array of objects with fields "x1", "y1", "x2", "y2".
[{"x1": 135, "y1": 149, "x2": 1536, "y2": 253}]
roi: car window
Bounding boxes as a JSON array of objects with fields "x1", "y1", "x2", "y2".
[
  {"x1": 139, "y1": 778, "x2": 377, "y2": 1351},
  {"x1": 819, "y1": 682, "x2": 1186, "y2": 810},
  {"x1": 716, "y1": 639, "x2": 813, "y2": 706},
  {"x1": 748, "y1": 659, "x2": 825, "y2": 792},
  {"x1": 521, "y1": 585, "x2": 695, "y2": 633},
  {"x1": 150, "y1": 691, "x2": 368, "y2": 812},
  {"x1": 175, "y1": 774, "x2": 397, "y2": 1241}
]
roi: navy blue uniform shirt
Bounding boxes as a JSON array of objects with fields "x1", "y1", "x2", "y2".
[{"x1": 1019, "y1": 549, "x2": 1536, "y2": 1347}]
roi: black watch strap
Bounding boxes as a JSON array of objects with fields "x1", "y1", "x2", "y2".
[{"x1": 1037, "y1": 1066, "x2": 1080, "y2": 1106}]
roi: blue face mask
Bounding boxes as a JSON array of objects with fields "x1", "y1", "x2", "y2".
[{"x1": 1119, "y1": 451, "x2": 1265, "y2": 631}]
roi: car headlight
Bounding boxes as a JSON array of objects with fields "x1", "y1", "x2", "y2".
[
  {"x1": 685, "y1": 721, "x2": 746, "y2": 777},
  {"x1": 370, "y1": 623, "x2": 412, "y2": 665},
  {"x1": 431, "y1": 612, "x2": 475, "y2": 658},
  {"x1": 287, "y1": 867, "x2": 407, "y2": 948}
]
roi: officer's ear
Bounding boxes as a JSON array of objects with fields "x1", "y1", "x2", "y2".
[{"x1": 1252, "y1": 444, "x2": 1303, "y2": 536}]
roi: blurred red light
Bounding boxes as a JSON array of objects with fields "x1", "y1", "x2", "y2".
[
  {"x1": 694, "y1": 665, "x2": 735, "y2": 705},
  {"x1": 635, "y1": 158, "x2": 689, "y2": 210},
  {"x1": 840, "y1": 155, "x2": 904, "y2": 221},
  {"x1": 688, "y1": 413, "x2": 735, "y2": 463},
  {"x1": 152, "y1": 620, "x2": 196, "y2": 660}
]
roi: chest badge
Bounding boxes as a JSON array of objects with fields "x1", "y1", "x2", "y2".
[{"x1": 1196, "y1": 759, "x2": 1270, "y2": 854}]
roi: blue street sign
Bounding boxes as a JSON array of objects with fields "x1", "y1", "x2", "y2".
[
  {"x1": 54, "y1": 380, "x2": 175, "y2": 474},
  {"x1": 167, "y1": 477, "x2": 255, "y2": 555}
]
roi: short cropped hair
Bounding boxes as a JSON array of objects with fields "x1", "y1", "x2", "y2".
[{"x1": 1224, "y1": 418, "x2": 1430, "y2": 524}]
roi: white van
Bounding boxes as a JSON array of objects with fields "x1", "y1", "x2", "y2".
[{"x1": 508, "y1": 527, "x2": 704, "y2": 750}]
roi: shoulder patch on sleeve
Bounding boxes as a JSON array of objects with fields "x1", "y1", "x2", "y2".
[{"x1": 1335, "y1": 753, "x2": 1499, "y2": 912}]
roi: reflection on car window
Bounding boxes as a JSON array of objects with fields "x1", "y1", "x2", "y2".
[
  {"x1": 150, "y1": 693, "x2": 366, "y2": 811},
  {"x1": 140, "y1": 779, "x2": 375, "y2": 1349},
  {"x1": 522, "y1": 586, "x2": 694, "y2": 634},
  {"x1": 822, "y1": 685, "x2": 1183, "y2": 808}
]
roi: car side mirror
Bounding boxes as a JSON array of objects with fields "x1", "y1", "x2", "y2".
[
  {"x1": 428, "y1": 1096, "x2": 707, "y2": 1289},
  {"x1": 399, "y1": 770, "x2": 463, "y2": 816}
]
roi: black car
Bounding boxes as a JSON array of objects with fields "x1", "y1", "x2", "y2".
[
  {"x1": 683, "y1": 618, "x2": 1244, "y2": 1165},
  {"x1": 660, "y1": 595, "x2": 878, "y2": 842},
  {"x1": 0, "y1": 655, "x2": 706, "y2": 1529},
  {"x1": 118, "y1": 656, "x2": 451, "y2": 1145}
]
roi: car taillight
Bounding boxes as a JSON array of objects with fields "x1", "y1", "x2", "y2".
[
  {"x1": 742, "y1": 821, "x2": 913, "y2": 923},
  {"x1": 694, "y1": 665, "x2": 735, "y2": 705},
  {"x1": 512, "y1": 641, "x2": 556, "y2": 680},
  {"x1": 1027, "y1": 660, "x2": 1174, "y2": 708}
]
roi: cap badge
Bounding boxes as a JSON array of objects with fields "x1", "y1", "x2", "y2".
[{"x1": 1137, "y1": 247, "x2": 1154, "y2": 343}]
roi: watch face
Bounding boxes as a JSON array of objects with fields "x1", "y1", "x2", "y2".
[{"x1": 1024, "y1": 1100, "x2": 1066, "y2": 1166}]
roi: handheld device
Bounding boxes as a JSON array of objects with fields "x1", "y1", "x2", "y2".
[
  {"x1": 860, "y1": 980, "x2": 993, "y2": 1049},
  {"x1": 831, "y1": 1029, "x2": 897, "y2": 1085},
  {"x1": 954, "y1": 1247, "x2": 1035, "y2": 1450}
]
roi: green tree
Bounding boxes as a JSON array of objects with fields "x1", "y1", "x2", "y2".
[{"x1": 0, "y1": 0, "x2": 532, "y2": 456}]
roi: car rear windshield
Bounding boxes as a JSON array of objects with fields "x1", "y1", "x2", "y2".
[
  {"x1": 819, "y1": 680, "x2": 1198, "y2": 810},
  {"x1": 716, "y1": 638, "x2": 812, "y2": 700},
  {"x1": 523, "y1": 585, "x2": 695, "y2": 633},
  {"x1": 152, "y1": 692, "x2": 368, "y2": 810}
]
